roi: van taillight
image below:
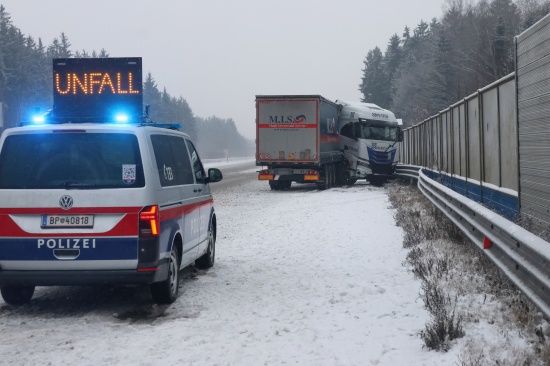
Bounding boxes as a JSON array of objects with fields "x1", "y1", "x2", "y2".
[{"x1": 139, "y1": 205, "x2": 159, "y2": 237}]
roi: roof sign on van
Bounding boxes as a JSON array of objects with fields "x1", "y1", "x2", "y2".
[{"x1": 52, "y1": 57, "x2": 143, "y2": 123}]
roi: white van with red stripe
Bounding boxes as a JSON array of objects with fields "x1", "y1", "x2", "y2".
[{"x1": 0, "y1": 122, "x2": 222, "y2": 305}]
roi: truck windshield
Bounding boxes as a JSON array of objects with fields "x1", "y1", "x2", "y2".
[
  {"x1": 356, "y1": 120, "x2": 399, "y2": 142},
  {"x1": 0, "y1": 132, "x2": 145, "y2": 189}
]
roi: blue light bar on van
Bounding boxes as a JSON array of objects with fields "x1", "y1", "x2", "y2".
[
  {"x1": 32, "y1": 115, "x2": 46, "y2": 124},
  {"x1": 153, "y1": 123, "x2": 182, "y2": 130},
  {"x1": 115, "y1": 114, "x2": 130, "y2": 123}
]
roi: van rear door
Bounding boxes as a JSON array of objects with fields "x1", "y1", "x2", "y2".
[{"x1": 0, "y1": 129, "x2": 145, "y2": 272}]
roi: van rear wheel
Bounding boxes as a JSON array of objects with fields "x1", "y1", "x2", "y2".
[
  {"x1": 1, "y1": 285, "x2": 35, "y2": 305},
  {"x1": 151, "y1": 245, "x2": 180, "y2": 304}
]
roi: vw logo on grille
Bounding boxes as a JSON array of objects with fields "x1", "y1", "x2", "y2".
[{"x1": 59, "y1": 195, "x2": 74, "y2": 210}]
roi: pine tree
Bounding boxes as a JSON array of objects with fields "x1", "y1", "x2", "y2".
[
  {"x1": 359, "y1": 47, "x2": 387, "y2": 107},
  {"x1": 0, "y1": 5, "x2": 12, "y2": 104},
  {"x1": 48, "y1": 33, "x2": 72, "y2": 58},
  {"x1": 143, "y1": 72, "x2": 162, "y2": 120},
  {"x1": 430, "y1": 32, "x2": 453, "y2": 111},
  {"x1": 383, "y1": 34, "x2": 402, "y2": 107}
]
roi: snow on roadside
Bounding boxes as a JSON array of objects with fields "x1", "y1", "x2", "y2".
[{"x1": 0, "y1": 179, "x2": 461, "y2": 365}]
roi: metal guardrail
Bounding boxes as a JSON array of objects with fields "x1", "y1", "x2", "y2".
[
  {"x1": 395, "y1": 164, "x2": 421, "y2": 179},
  {"x1": 395, "y1": 165, "x2": 550, "y2": 319}
]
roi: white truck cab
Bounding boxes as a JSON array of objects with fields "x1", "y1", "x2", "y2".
[{"x1": 336, "y1": 100, "x2": 403, "y2": 185}]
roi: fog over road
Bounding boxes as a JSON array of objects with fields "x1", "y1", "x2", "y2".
[{"x1": 206, "y1": 159, "x2": 258, "y2": 193}]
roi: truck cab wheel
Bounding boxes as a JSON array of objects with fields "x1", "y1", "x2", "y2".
[{"x1": 368, "y1": 176, "x2": 386, "y2": 186}]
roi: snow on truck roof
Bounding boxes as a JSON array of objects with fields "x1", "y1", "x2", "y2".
[{"x1": 336, "y1": 100, "x2": 398, "y2": 124}]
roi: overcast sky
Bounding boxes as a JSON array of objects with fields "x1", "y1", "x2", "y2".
[{"x1": 1, "y1": 0, "x2": 446, "y2": 139}]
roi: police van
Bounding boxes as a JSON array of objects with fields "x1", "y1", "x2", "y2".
[{"x1": 0, "y1": 57, "x2": 223, "y2": 305}]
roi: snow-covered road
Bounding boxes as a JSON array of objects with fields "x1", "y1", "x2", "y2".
[{"x1": 0, "y1": 178, "x2": 460, "y2": 365}]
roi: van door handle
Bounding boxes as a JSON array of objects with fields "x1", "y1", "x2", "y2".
[{"x1": 194, "y1": 188, "x2": 202, "y2": 193}]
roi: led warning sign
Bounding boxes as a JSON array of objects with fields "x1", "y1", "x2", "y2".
[
  {"x1": 52, "y1": 57, "x2": 143, "y2": 122},
  {"x1": 54, "y1": 72, "x2": 140, "y2": 95}
]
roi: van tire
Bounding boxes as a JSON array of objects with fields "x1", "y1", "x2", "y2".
[
  {"x1": 1, "y1": 285, "x2": 35, "y2": 305},
  {"x1": 151, "y1": 245, "x2": 180, "y2": 304},
  {"x1": 196, "y1": 228, "x2": 215, "y2": 269}
]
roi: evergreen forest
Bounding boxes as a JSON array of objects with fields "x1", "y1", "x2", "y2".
[
  {"x1": 0, "y1": 5, "x2": 254, "y2": 158},
  {"x1": 359, "y1": 0, "x2": 550, "y2": 126},
  {"x1": 1, "y1": 0, "x2": 549, "y2": 158}
]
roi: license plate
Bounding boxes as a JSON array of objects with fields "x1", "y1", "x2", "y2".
[{"x1": 41, "y1": 215, "x2": 94, "y2": 228}]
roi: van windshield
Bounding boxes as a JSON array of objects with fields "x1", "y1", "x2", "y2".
[{"x1": 0, "y1": 132, "x2": 145, "y2": 189}]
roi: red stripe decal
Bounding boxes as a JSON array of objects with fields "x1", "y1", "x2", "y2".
[
  {"x1": 258, "y1": 124, "x2": 317, "y2": 129},
  {"x1": 0, "y1": 199, "x2": 213, "y2": 238},
  {"x1": 160, "y1": 199, "x2": 212, "y2": 222}
]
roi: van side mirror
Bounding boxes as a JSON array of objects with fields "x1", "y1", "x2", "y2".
[{"x1": 207, "y1": 168, "x2": 223, "y2": 183}]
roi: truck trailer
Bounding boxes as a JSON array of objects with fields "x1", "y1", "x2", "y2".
[{"x1": 256, "y1": 95, "x2": 343, "y2": 190}]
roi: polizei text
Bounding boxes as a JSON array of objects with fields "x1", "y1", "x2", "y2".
[{"x1": 38, "y1": 238, "x2": 97, "y2": 249}]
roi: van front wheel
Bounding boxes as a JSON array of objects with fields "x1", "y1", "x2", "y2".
[
  {"x1": 196, "y1": 228, "x2": 215, "y2": 269},
  {"x1": 1, "y1": 285, "x2": 35, "y2": 305},
  {"x1": 151, "y1": 245, "x2": 180, "y2": 304}
]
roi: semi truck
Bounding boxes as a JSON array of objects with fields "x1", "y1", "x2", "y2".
[{"x1": 255, "y1": 95, "x2": 403, "y2": 189}]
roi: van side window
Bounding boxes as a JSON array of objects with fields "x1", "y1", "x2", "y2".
[
  {"x1": 151, "y1": 135, "x2": 194, "y2": 186},
  {"x1": 186, "y1": 140, "x2": 206, "y2": 184}
]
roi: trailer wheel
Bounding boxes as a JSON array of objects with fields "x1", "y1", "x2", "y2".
[
  {"x1": 330, "y1": 165, "x2": 337, "y2": 188},
  {"x1": 269, "y1": 181, "x2": 280, "y2": 190},
  {"x1": 318, "y1": 165, "x2": 330, "y2": 190}
]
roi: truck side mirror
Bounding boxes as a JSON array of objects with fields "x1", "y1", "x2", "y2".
[{"x1": 398, "y1": 129, "x2": 404, "y2": 142}]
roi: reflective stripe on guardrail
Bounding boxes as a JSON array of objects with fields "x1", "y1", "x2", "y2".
[{"x1": 416, "y1": 169, "x2": 550, "y2": 319}]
